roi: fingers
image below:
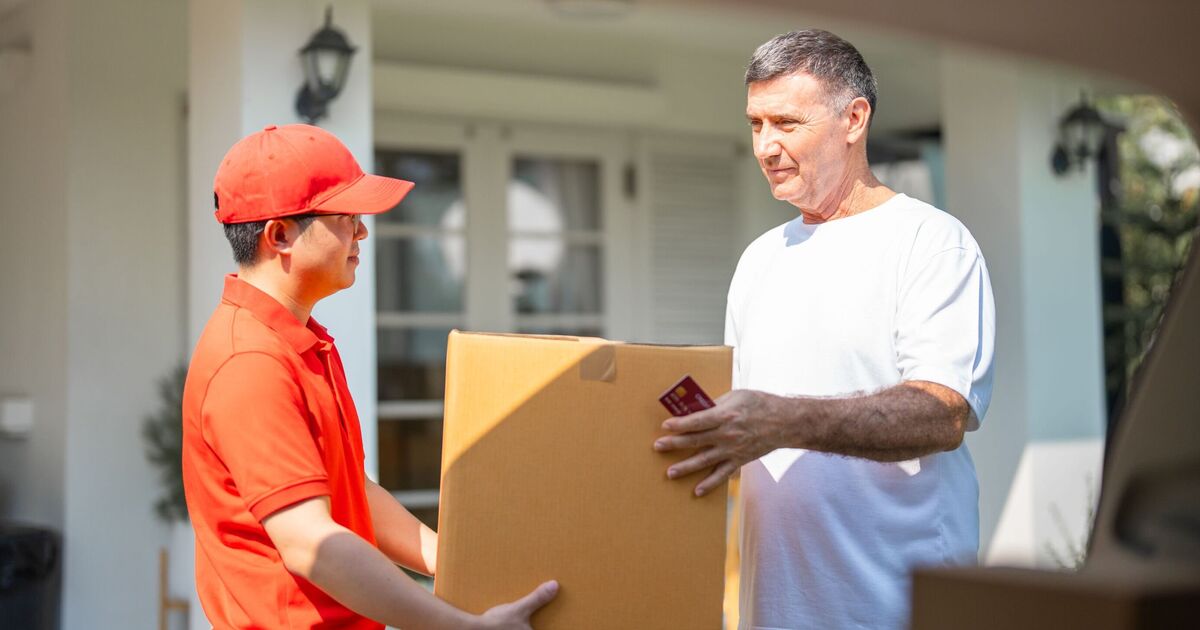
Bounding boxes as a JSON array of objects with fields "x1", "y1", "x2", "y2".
[
  {"x1": 694, "y1": 461, "x2": 738, "y2": 497},
  {"x1": 653, "y1": 431, "x2": 710, "y2": 453},
  {"x1": 661, "y1": 408, "x2": 724, "y2": 434},
  {"x1": 667, "y1": 447, "x2": 721, "y2": 480},
  {"x1": 515, "y1": 580, "x2": 559, "y2": 617}
]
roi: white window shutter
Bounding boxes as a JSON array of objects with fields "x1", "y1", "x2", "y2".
[{"x1": 638, "y1": 136, "x2": 739, "y2": 345}]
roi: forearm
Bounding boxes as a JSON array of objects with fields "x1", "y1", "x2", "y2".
[
  {"x1": 772, "y1": 381, "x2": 968, "y2": 461},
  {"x1": 366, "y1": 481, "x2": 437, "y2": 575},
  {"x1": 658, "y1": 381, "x2": 971, "y2": 495},
  {"x1": 295, "y1": 523, "x2": 476, "y2": 630}
]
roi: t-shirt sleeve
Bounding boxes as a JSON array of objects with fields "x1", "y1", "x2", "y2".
[
  {"x1": 725, "y1": 292, "x2": 742, "y2": 390},
  {"x1": 895, "y1": 246, "x2": 996, "y2": 430},
  {"x1": 201, "y1": 352, "x2": 332, "y2": 521},
  {"x1": 726, "y1": 239, "x2": 760, "y2": 392}
]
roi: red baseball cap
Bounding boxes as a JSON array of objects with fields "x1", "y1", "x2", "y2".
[{"x1": 213, "y1": 124, "x2": 414, "y2": 224}]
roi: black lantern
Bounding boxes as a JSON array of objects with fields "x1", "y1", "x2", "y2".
[
  {"x1": 1051, "y1": 96, "x2": 1108, "y2": 175},
  {"x1": 295, "y1": 6, "x2": 357, "y2": 125}
]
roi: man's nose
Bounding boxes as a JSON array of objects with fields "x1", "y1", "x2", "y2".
[
  {"x1": 355, "y1": 218, "x2": 368, "y2": 241},
  {"x1": 754, "y1": 127, "x2": 783, "y2": 160}
]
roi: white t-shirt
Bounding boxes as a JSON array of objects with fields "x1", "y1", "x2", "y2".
[{"x1": 726, "y1": 193, "x2": 995, "y2": 630}]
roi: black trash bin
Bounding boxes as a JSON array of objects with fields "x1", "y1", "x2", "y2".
[{"x1": 0, "y1": 523, "x2": 60, "y2": 630}]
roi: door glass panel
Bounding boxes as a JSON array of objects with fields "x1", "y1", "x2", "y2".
[
  {"x1": 375, "y1": 151, "x2": 463, "y2": 227},
  {"x1": 511, "y1": 157, "x2": 601, "y2": 231},
  {"x1": 378, "y1": 419, "x2": 443, "y2": 491},
  {"x1": 377, "y1": 327, "x2": 452, "y2": 401},
  {"x1": 509, "y1": 156, "x2": 604, "y2": 314},
  {"x1": 376, "y1": 235, "x2": 465, "y2": 313},
  {"x1": 512, "y1": 241, "x2": 603, "y2": 314}
]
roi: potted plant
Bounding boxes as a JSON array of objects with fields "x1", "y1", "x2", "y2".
[
  {"x1": 142, "y1": 364, "x2": 205, "y2": 629},
  {"x1": 143, "y1": 365, "x2": 188, "y2": 523}
]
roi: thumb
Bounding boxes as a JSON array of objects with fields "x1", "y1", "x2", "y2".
[{"x1": 515, "y1": 580, "x2": 559, "y2": 616}]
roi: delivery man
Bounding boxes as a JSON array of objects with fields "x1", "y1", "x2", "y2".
[{"x1": 182, "y1": 124, "x2": 557, "y2": 629}]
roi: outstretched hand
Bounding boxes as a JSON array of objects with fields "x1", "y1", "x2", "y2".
[
  {"x1": 478, "y1": 580, "x2": 559, "y2": 630},
  {"x1": 653, "y1": 389, "x2": 783, "y2": 496}
]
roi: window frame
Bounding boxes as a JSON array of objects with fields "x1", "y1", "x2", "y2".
[{"x1": 372, "y1": 115, "x2": 637, "y2": 513}]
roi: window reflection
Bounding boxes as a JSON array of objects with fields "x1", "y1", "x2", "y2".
[
  {"x1": 378, "y1": 419, "x2": 443, "y2": 492},
  {"x1": 377, "y1": 328, "x2": 451, "y2": 401},
  {"x1": 509, "y1": 157, "x2": 604, "y2": 315},
  {"x1": 376, "y1": 151, "x2": 462, "y2": 226},
  {"x1": 375, "y1": 150, "x2": 466, "y2": 314},
  {"x1": 377, "y1": 235, "x2": 464, "y2": 313}
]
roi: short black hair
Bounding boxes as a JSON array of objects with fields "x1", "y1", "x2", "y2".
[
  {"x1": 221, "y1": 213, "x2": 320, "y2": 267},
  {"x1": 745, "y1": 29, "x2": 878, "y2": 123}
]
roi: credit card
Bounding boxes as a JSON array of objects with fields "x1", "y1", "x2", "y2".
[{"x1": 659, "y1": 375, "x2": 716, "y2": 417}]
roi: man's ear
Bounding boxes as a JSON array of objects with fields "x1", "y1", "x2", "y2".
[
  {"x1": 260, "y1": 218, "x2": 297, "y2": 258},
  {"x1": 845, "y1": 96, "x2": 872, "y2": 145}
]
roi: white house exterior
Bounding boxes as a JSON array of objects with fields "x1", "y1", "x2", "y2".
[{"x1": 0, "y1": 0, "x2": 1131, "y2": 627}]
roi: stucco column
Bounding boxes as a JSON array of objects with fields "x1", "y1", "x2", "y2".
[
  {"x1": 941, "y1": 49, "x2": 1108, "y2": 567},
  {"x1": 187, "y1": 0, "x2": 379, "y2": 479}
]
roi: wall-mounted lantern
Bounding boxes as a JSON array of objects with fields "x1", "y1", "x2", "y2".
[
  {"x1": 295, "y1": 6, "x2": 357, "y2": 125},
  {"x1": 1051, "y1": 95, "x2": 1110, "y2": 175}
]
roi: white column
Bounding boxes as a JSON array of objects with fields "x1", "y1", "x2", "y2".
[
  {"x1": 188, "y1": 0, "x2": 379, "y2": 479},
  {"x1": 942, "y1": 49, "x2": 1108, "y2": 567}
]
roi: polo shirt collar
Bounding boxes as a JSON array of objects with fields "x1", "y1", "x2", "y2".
[{"x1": 220, "y1": 274, "x2": 334, "y2": 354}]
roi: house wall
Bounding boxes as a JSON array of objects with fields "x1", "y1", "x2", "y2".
[
  {"x1": 0, "y1": 0, "x2": 188, "y2": 628},
  {"x1": 59, "y1": 0, "x2": 188, "y2": 627},
  {"x1": 942, "y1": 49, "x2": 1107, "y2": 567},
  {"x1": 0, "y1": 0, "x2": 70, "y2": 532}
]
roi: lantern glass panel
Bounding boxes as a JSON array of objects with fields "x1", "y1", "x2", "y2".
[
  {"x1": 304, "y1": 53, "x2": 323, "y2": 94},
  {"x1": 1064, "y1": 121, "x2": 1086, "y2": 157},
  {"x1": 315, "y1": 49, "x2": 341, "y2": 90},
  {"x1": 1084, "y1": 122, "x2": 1106, "y2": 158},
  {"x1": 333, "y1": 54, "x2": 352, "y2": 94}
]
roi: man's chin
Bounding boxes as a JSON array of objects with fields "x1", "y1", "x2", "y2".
[{"x1": 770, "y1": 185, "x2": 799, "y2": 204}]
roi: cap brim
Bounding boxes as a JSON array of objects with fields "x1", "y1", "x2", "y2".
[{"x1": 312, "y1": 173, "x2": 415, "y2": 215}]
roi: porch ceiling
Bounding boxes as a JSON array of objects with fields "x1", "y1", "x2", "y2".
[{"x1": 370, "y1": 0, "x2": 944, "y2": 133}]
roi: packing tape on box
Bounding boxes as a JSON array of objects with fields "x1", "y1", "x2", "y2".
[{"x1": 579, "y1": 343, "x2": 616, "y2": 382}]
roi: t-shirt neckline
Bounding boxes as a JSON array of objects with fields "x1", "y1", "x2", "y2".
[{"x1": 797, "y1": 192, "x2": 907, "y2": 229}]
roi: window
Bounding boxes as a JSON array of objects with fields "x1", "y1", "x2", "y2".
[
  {"x1": 374, "y1": 149, "x2": 465, "y2": 527},
  {"x1": 374, "y1": 119, "x2": 633, "y2": 526},
  {"x1": 510, "y1": 155, "x2": 605, "y2": 336}
]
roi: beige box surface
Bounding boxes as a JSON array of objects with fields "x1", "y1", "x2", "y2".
[
  {"x1": 434, "y1": 331, "x2": 731, "y2": 630},
  {"x1": 911, "y1": 566, "x2": 1200, "y2": 630}
]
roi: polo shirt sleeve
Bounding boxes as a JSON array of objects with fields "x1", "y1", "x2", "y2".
[
  {"x1": 201, "y1": 352, "x2": 332, "y2": 522},
  {"x1": 895, "y1": 246, "x2": 996, "y2": 430}
]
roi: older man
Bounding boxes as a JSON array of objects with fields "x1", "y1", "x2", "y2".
[{"x1": 655, "y1": 30, "x2": 995, "y2": 629}]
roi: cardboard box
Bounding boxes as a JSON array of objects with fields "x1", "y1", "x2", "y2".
[
  {"x1": 434, "y1": 331, "x2": 732, "y2": 630},
  {"x1": 911, "y1": 566, "x2": 1200, "y2": 630}
]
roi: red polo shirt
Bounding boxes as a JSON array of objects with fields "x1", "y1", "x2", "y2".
[{"x1": 182, "y1": 275, "x2": 380, "y2": 630}]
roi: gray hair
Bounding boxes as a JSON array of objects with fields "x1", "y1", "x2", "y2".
[{"x1": 745, "y1": 29, "x2": 878, "y2": 122}]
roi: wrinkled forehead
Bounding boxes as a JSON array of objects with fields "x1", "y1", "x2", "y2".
[{"x1": 745, "y1": 72, "x2": 837, "y2": 115}]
